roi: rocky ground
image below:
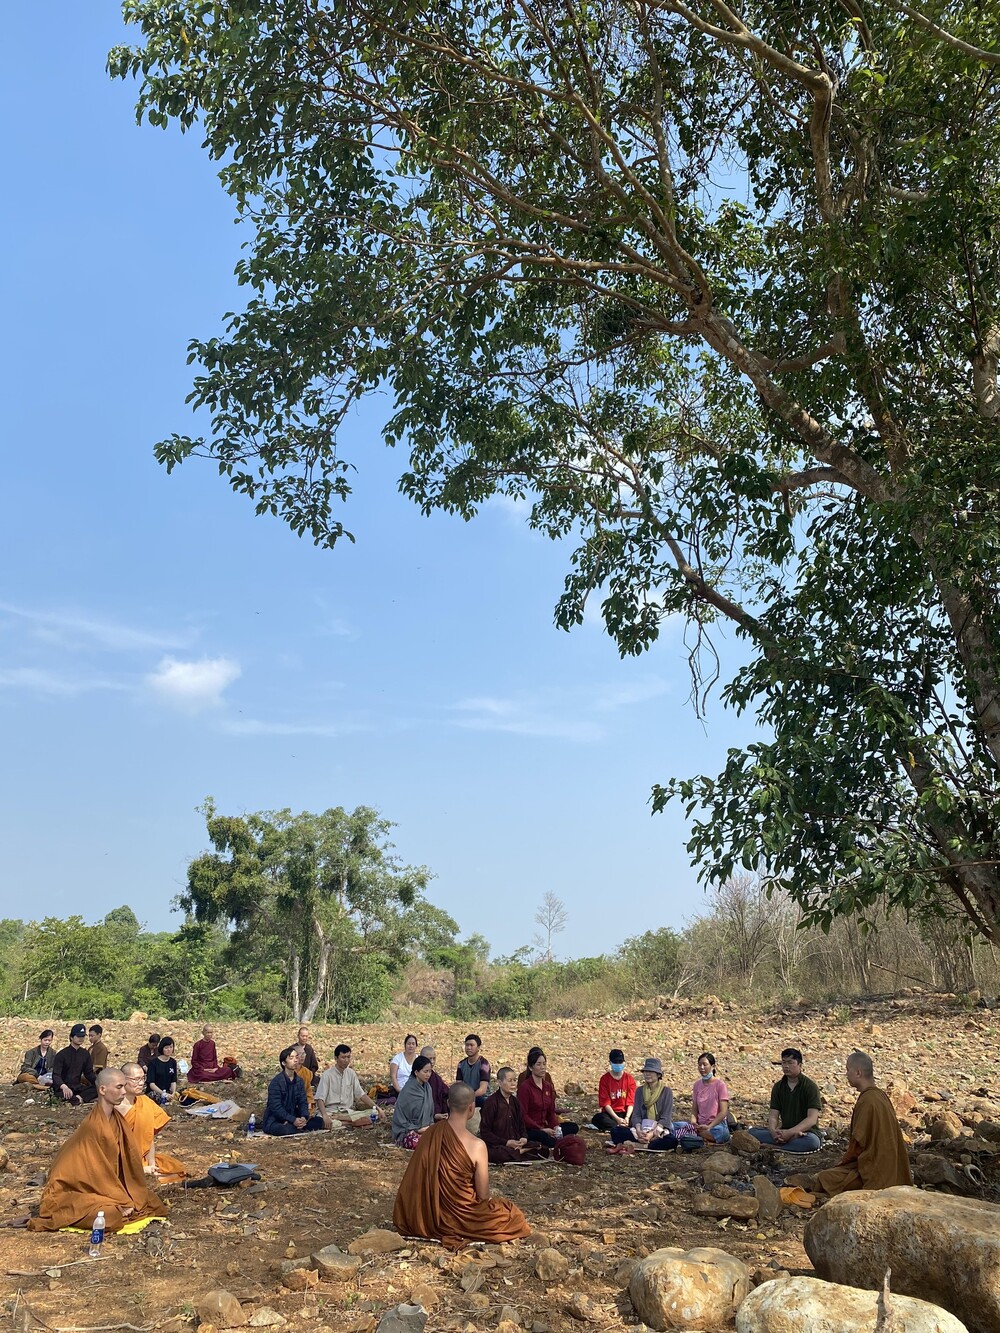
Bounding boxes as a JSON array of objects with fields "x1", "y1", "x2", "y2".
[{"x1": 1, "y1": 995, "x2": 998, "y2": 1333}]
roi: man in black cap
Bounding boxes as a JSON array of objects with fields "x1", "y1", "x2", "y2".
[{"x1": 52, "y1": 1024, "x2": 98, "y2": 1104}]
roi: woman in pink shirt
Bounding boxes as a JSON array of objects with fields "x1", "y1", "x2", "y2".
[{"x1": 676, "y1": 1052, "x2": 731, "y2": 1150}]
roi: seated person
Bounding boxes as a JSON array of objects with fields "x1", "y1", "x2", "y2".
[
  {"x1": 293, "y1": 1044, "x2": 317, "y2": 1110},
  {"x1": 516, "y1": 1047, "x2": 579, "y2": 1149},
  {"x1": 393, "y1": 1081, "x2": 531, "y2": 1248},
  {"x1": 748, "y1": 1047, "x2": 822, "y2": 1152},
  {"x1": 145, "y1": 1038, "x2": 179, "y2": 1105},
  {"x1": 118, "y1": 1063, "x2": 188, "y2": 1183},
  {"x1": 136, "y1": 1033, "x2": 161, "y2": 1073},
  {"x1": 88, "y1": 1025, "x2": 110, "y2": 1076},
  {"x1": 609, "y1": 1057, "x2": 676, "y2": 1150},
  {"x1": 262, "y1": 1047, "x2": 325, "y2": 1136},
  {"x1": 52, "y1": 1024, "x2": 98, "y2": 1105},
  {"x1": 420, "y1": 1046, "x2": 451, "y2": 1120},
  {"x1": 189, "y1": 1025, "x2": 239, "y2": 1081},
  {"x1": 27, "y1": 1067, "x2": 164, "y2": 1232},
  {"x1": 315, "y1": 1044, "x2": 378, "y2": 1126},
  {"x1": 456, "y1": 1033, "x2": 491, "y2": 1108},
  {"x1": 590, "y1": 1048, "x2": 636, "y2": 1132},
  {"x1": 296, "y1": 1026, "x2": 320, "y2": 1086},
  {"x1": 392, "y1": 1054, "x2": 436, "y2": 1147},
  {"x1": 804, "y1": 1051, "x2": 912, "y2": 1196},
  {"x1": 480, "y1": 1067, "x2": 547, "y2": 1163},
  {"x1": 672, "y1": 1052, "x2": 731, "y2": 1151},
  {"x1": 389, "y1": 1034, "x2": 419, "y2": 1097},
  {"x1": 16, "y1": 1030, "x2": 55, "y2": 1085}
]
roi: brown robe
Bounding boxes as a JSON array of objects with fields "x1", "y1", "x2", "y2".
[
  {"x1": 393, "y1": 1120, "x2": 531, "y2": 1249},
  {"x1": 814, "y1": 1086, "x2": 912, "y2": 1197},
  {"x1": 122, "y1": 1096, "x2": 188, "y2": 1183},
  {"x1": 28, "y1": 1104, "x2": 164, "y2": 1232},
  {"x1": 479, "y1": 1090, "x2": 546, "y2": 1163}
]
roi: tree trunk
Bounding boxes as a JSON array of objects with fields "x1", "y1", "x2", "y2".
[
  {"x1": 301, "y1": 915, "x2": 332, "y2": 1023},
  {"x1": 289, "y1": 951, "x2": 301, "y2": 1022}
]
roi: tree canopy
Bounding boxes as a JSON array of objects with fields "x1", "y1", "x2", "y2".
[{"x1": 111, "y1": 1, "x2": 1000, "y2": 938}]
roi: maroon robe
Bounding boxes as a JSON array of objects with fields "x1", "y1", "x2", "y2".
[{"x1": 480, "y1": 1089, "x2": 547, "y2": 1163}]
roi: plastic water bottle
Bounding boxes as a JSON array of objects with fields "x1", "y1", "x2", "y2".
[
  {"x1": 370, "y1": 1109, "x2": 378, "y2": 1127},
  {"x1": 246, "y1": 1113, "x2": 256, "y2": 1137},
  {"x1": 89, "y1": 1210, "x2": 105, "y2": 1258}
]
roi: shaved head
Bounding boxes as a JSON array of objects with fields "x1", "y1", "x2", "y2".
[
  {"x1": 847, "y1": 1050, "x2": 874, "y2": 1078},
  {"x1": 448, "y1": 1081, "x2": 475, "y2": 1113},
  {"x1": 96, "y1": 1066, "x2": 124, "y2": 1088},
  {"x1": 121, "y1": 1062, "x2": 144, "y2": 1079}
]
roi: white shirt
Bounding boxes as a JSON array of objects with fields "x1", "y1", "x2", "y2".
[
  {"x1": 390, "y1": 1052, "x2": 413, "y2": 1088},
  {"x1": 315, "y1": 1064, "x2": 366, "y2": 1112}
]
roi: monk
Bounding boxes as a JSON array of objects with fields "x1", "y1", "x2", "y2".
[
  {"x1": 118, "y1": 1063, "x2": 188, "y2": 1183},
  {"x1": 480, "y1": 1067, "x2": 547, "y2": 1163},
  {"x1": 27, "y1": 1067, "x2": 164, "y2": 1232},
  {"x1": 797, "y1": 1051, "x2": 912, "y2": 1197},
  {"x1": 189, "y1": 1025, "x2": 238, "y2": 1082},
  {"x1": 296, "y1": 1026, "x2": 320, "y2": 1086},
  {"x1": 393, "y1": 1081, "x2": 531, "y2": 1249},
  {"x1": 293, "y1": 1044, "x2": 316, "y2": 1111}
]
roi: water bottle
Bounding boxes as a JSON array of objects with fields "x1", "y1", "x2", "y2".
[
  {"x1": 370, "y1": 1109, "x2": 378, "y2": 1127},
  {"x1": 89, "y1": 1209, "x2": 105, "y2": 1258},
  {"x1": 246, "y1": 1113, "x2": 256, "y2": 1137}
]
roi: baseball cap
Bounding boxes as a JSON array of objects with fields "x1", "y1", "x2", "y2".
[{"x1": 70, "y1": 1023, "x2": 87, "y2": 1038}]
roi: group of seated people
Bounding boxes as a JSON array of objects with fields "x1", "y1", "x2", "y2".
[{"x1": 17, "y1": 1024, "x2": 110, "y2": 1103}]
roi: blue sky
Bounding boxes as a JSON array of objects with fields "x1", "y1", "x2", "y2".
[{"x1": 0, "y1": 5, "x2": 763, "y2": 959}]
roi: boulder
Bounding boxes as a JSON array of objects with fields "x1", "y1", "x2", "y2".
[
  {"x1": 197, "y1": 1291, "x2": 245, "y2": 1329},
  {"x1": 736, "y1": 1275, "x2": 969, "y2": 1332},
  {"x1": 730, "y1": 1130, "x2": 764, "y2": 1156},
  {"x1": 348, "y1": 1229, "x2": 409, "y2": 1255},
  {"x1": 312, "y1": 1245, "x2": 362, "y2": 1281},
  {"x1": 804, "y1": 1186, "x2": 1000, "y2": 1333},
  {"x1": 930, "y1": 1112, "x2": 964, "y2": 1141},
  {"x1": 629, "y1": 1246, "x2": 750, "y2": 1330},
  {"x1": 885, "y1": 1080, "x2": 918, "y2": 1118}
]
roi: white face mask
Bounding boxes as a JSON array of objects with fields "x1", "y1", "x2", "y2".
[{"x1": 701, "y1": 1070, "x2": 714, "y2": 1081}]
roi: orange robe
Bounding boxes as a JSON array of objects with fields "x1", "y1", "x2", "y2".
[
  {"x1": 28, "y1": 1105, "x2": 164, "y2": 1232},
  {"x1": 814, "y1": 1086, "x2": 913, "y2": 1196},
  {"x1": 296, "y1": 1067, "x2": 315, "y2": 1111},
  {"x1": 122, "y1": 1096, "x2": 189, "y2": 1183},
  {"x1": 393, "y1": 1120, "x2": 531, "y2": 1249}
]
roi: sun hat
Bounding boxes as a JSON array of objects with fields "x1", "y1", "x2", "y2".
[{"x1": 640, "y1": 1057, "x2": 663, "y2": 1075}]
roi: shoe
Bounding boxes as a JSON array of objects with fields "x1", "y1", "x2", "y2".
[{"x1": 582, "y1": 1123, "x2": 599, "y2": 1131}]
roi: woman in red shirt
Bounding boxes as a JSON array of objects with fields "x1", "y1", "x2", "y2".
[
  {"x1": 516, "y1": 1047, "x2": 579, "y2": 1150},
  {"x1": 589, "y1": 1048, "x2": 637, "y2": 1132}
]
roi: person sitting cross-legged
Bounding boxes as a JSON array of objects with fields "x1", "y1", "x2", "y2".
[
  {"x1": 315, "y1": 1044, "x2": 378, "y2": 1127},
  {"x1": 419, "y1": 1046, "x2": 451, "y2": 1121},
  {"x1": 516, "y1": 1047, "x2": 580, "y2": 1150},
  {"x1": 146, "y1": 1038, "x2": 179, "y2": 1105},
  {"x1": 589, "y1": 1048, "x2": 636, "y2": 1132},
  {"x1": 16, "y1": 1030, "x2": 55, "y2": 1086},
  {"x1": 393, "y1": 1081, "x2": 531, "y2": 1248},
  {"x1": 52, "y1": 1025, "x2": 98, "y2": 1105},
  {"x1": 608, "y1": 1057, "x2": 676, "y2": 1151},
  {"x1": 136, "y1": 1033, "x2": 160, "y2": 1073},
  {"x1": 480, "y1": 1067, "x2": 548, "y2": 1163},
  {"x1": 748, "y1": 1047, "x2": 822, "y2": 1153},
  {"x1": 793, "y1": 1051, "x2": 912, "y2": 1197},
  {"x1": 295, "y1": 1026, "x2": 320, "y2": 1086},
  {"x1": 392, "y1": 1054, "x2": 436, "y2": 1148},
  {"x1": 670, "y1": 1052, "x2": 732, "y2": 1151},
  {"x1": 456, "y1": 1033, "x2": 491, "y2": 1108},
  {"x1": 118, "y1": 1063, "x2": 189, "y2": 1183},
  {"x1": 262, "y1": 1047, "x2": 326, "y2": 1136},
  {"x1": 26, "y1": 1067, "x2": 164, "y2": 1232},
  {"x1": 189, "y1": 1025, "x2": 239, "y2": 1082}
]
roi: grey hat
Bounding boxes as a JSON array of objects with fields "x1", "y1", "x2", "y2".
[{"x1": 640, "y1": 1057, "x2": 662, "y2": 1074}]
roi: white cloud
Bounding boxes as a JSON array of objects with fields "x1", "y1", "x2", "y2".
[
  {"x1": 0, "y1": 601, "x2": 186, "y2": 652},
  {"x1": 219, "y1": 716, "x2": 367, "y2": 738},
  {"x1": 452, "y1": 675, "x2": 671, "y2": 742},
  {"x1": 147, "y1": 656, "x2": 241, "y2": 710}
]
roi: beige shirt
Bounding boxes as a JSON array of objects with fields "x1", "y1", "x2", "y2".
[{"x1": 315, "y1": 1064, "x2": 365, "y2": 1111}]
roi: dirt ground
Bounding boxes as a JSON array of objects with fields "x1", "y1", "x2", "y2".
[{"x1": 1, "y1": 996, "x2": 998, "y2": 1333}]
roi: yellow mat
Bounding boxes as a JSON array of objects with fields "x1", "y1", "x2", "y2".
[{"x1": 60, "y1": 1215, "x2": 167, "y2": 1235}]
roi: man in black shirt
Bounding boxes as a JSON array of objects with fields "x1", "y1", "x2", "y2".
[
  {"x1": 262, "y1": 1047, "x2": 324, "y2": 1136},
  {"x1": 52, "y1": 1024, "x2": 98, "y2": 1105},
  {"x1": 749, "y1": 1047, "x2": 822, "y2": 1152}
]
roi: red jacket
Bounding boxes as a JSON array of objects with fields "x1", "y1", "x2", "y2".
[{"x1": 517, "y1": 1074, "x2": 557, "y2": 1131}]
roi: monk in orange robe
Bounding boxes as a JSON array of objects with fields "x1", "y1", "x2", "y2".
[
  {"x1": 393, "y1": 1081, "x2": 530, "y2": 1249},
  {"x1": 801, "y1": 1052, "x2": 912, "y2": 1197},
  {"x1": 28, "y1": 1067, "x2": 164, "y2": 1232},
  {"x1": 119, "y1": 1063, "x2": 188, "y2": 1183}
]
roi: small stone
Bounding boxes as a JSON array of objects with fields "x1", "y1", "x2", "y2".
[
  {"x1": 282, "y1": 1267, "x2": 319, "y2": 1291},
  {"x1": 930, "y1": 1111, "x2": 964, "y2": 1140},
  {"x1": 564, "y1": 1293, "x2": 603, "y2": 1321},
  {"x1": 535, "y1": 1248, "x2": 570, "y2": 1283},
  {"x1": 615, "y1": 1258, "x2": 640, "y2": 1286},
  {"x1": 729, "y1": 1130, "x2": 764, "y2": 1156},
  {"x1": 466, "y1": 1293, "x2": 490, "y2": 1311},
  {"x1": 375, "y1": 1304, "x2": 428, "y2": 1333},
  {"x1": 496, "y1": 1322, "x2": 520, "y2": 1333},
  {"x1": 248, "y1": 1310, "x2": 287, "y2": 1328},
  {"x1": 497, "y1": 1306, "x2": 520, "y2": 1325},
  {"x1": 197, "y1": 1291, "x2": 245, "y2": 1329},
  {"x1": 692, "y1": 1193, "x2": 760, "y2": 1220},
  {"x1": 407, "y1": 1283, "x2": 439, "y2": 1310},
  {"x1": 752, "y1": 1175, "x2": 783, "y2": 1222},
  {"x1": 312, "y1": 1245, "x2": 361, "y2": 1282},
  {"x1": 348, "y1": 1229, "x2": 410, "y2": 1256},
  {"x1": 701, "y1": 1152, "x2": 739, "y2": 1176}
]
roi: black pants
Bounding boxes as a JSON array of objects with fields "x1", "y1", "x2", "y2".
[
  {"x1": 264, "y1": 1114, "x2": 325, "y2": 1136},
  {"x1": 591, "y1": 1109, "x2": 626, "y2": 1132},
  {"x1": 526, "y1": 1122, "x2": 580, "y2": 1150}
]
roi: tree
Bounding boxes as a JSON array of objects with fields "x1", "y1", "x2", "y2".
[
  {"x1": 113, "y1": 3, "x2": 1000, "y2": 938},
  {"x1": 180, "y1": 800, "x2": 432, "y2": 1021},
  {"x1": 533, "y1": 891, "x2": 568, "y2": 962}
]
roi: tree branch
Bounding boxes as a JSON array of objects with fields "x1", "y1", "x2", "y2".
[{"x1": 895, "y1": 5, "x2": 1000, "y2": 65}]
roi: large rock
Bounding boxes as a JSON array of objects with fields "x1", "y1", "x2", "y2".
[
  {"x1": 375, "y1": 1306, "x2": 427, "y2": 1333},
  {"x1": 691, "y1": 1193, "x2": 759, "y2": 1220},
  {"x1": 348, "y1": 1229, "x2": 409, "y2": 1255},
  {"x1": 929, "y1": 1112, "x2": 964, "y2": 1141},
  {"x1": 804, "y1": 1186, "x2": 1000, "y2": 1333},
  {"x1": 629, "y1": 1246, "x2": 749, "y2": 1330},
  {"x1": 736, "y1": 1275, "x2": 969, "y2": 1332},
  {"x1": 312, "y1": 1245, "x2": 362, "y2": 1281},
  {"x1": 535, "y1": 1248, "x2": 570, "y2": 1283},
  {"x1": 197, "y1": 1291, "x2": 245, "y2": 1329}
]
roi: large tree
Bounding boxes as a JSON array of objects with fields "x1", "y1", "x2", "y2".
[
  {"x1": 112, "y1": 1, "x2": 1000, "y2": 937},
  {"x1": 181, "y1": 800, "x2": 432, "y2": 1020}
]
